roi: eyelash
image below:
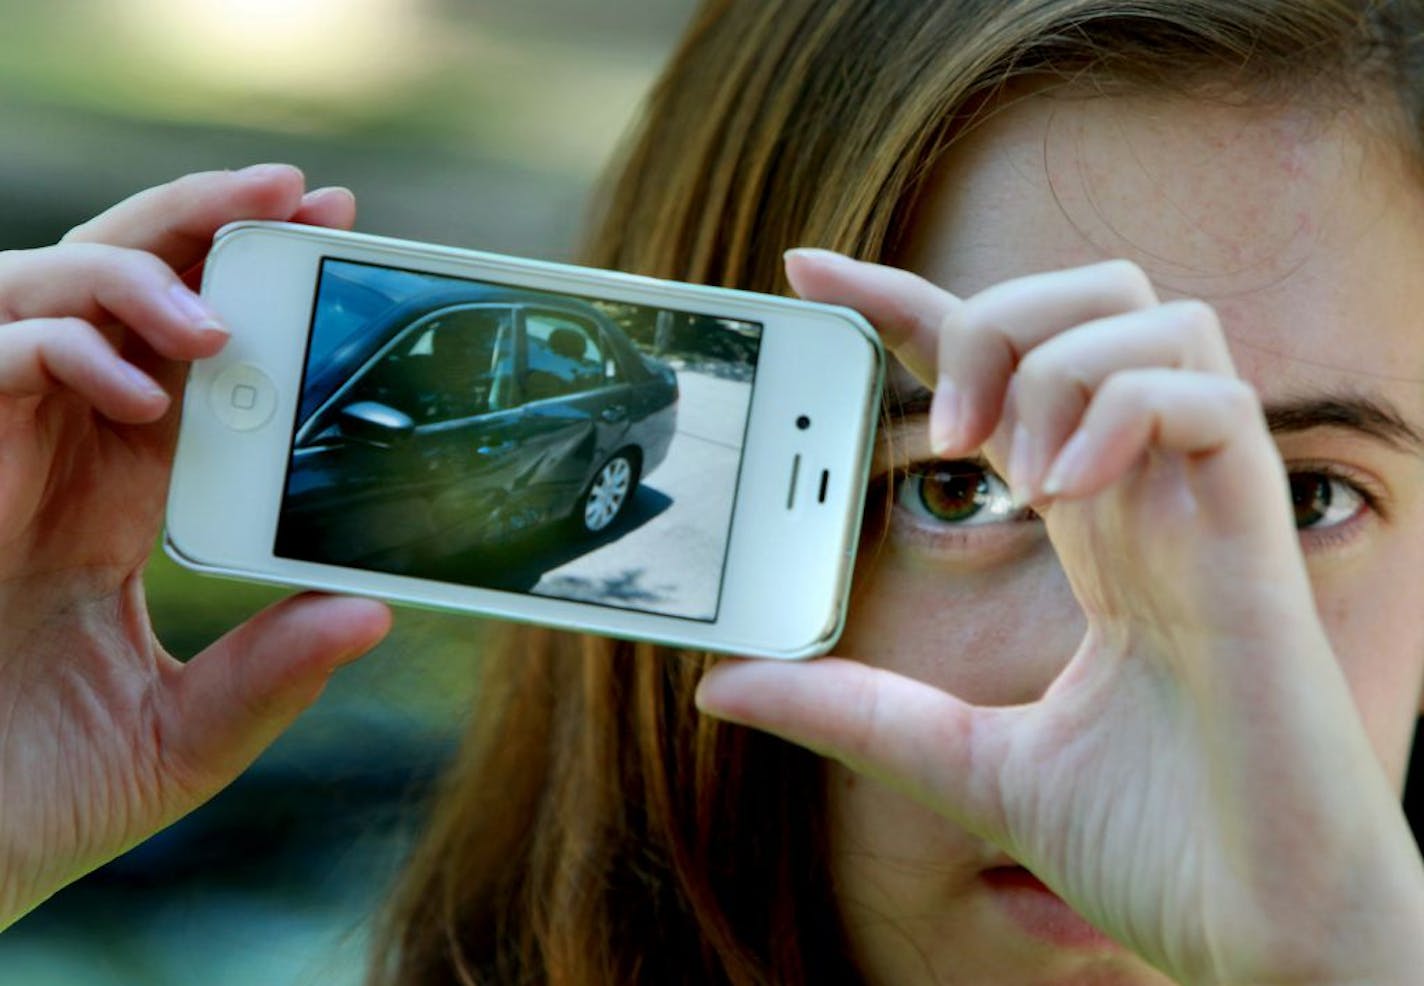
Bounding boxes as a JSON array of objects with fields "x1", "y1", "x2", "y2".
[{"x1": 889, "y1": 459, "x2": 1381, "y2": 547}]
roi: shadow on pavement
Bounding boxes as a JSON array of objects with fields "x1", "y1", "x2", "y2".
[{"x1": 532, "y1": 567, "x2": 670, "y2": 608}]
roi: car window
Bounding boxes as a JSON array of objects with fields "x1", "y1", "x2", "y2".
[
  {"x1": 523, "y1": 311, "x2": 612, "y2": 401},
  {"x1": 344, "y1": 305, "x2": 516, "y2": 424}
]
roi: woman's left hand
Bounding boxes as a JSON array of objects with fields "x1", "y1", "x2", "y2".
[{"x1": 696, "y1": 250, "x2": 1424, "y2": 985}]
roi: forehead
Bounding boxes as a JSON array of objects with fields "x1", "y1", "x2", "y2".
[{"x1": 898, "y1": 94, "x2": 1424, "y2": 402}]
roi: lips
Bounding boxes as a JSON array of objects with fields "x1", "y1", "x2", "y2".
[
  {"x1": 981, "y1": 864, "x2": 1055, "y2": 893},
  {"x1": 980, "y1": 865, "x2": 1119, "y2": 950}
]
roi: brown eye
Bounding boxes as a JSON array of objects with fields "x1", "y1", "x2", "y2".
[
  {"x1": 1288, "y1": 471, "x2": 1364, "y2": 531},
  {"x1": 918, "y1": 462, "x2": 993, "y2": 522},
  {"x1": 897, "y1": 460, "x2": 1028, "y2": 527}
]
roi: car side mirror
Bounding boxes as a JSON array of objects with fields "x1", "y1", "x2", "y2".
[{"x1": 336, "y1": 401, "x2": 415, "y2": 448}]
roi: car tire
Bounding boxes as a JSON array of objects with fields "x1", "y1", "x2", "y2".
[{"x1": 578, "y1": 451, "x2": 639, "y2": 534}]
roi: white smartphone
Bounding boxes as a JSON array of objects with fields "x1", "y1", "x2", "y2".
[{"x1": 166, "y1": 222, "x2": 884, "y2": 659}]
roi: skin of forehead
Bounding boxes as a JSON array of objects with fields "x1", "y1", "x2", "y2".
[{"x1": 898, "y1": 92, "x2": 1424, "y2": 390}]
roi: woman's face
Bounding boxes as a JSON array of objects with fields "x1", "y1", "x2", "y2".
[{"x1": 828, "y1": 93, "x2": 1424, "y2": 985}]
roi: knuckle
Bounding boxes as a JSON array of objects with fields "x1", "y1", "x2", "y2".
[
  {"x1": 46, "y1": 316, "x2": 99, "y2": 348},
  {"x1": 0, "y1": 249, "x2": 32, "y2": 321},
  {"x1": 90, "y1": 242, "x2": 171, "y2": 288},
  {"x1": 1164, "y1": 298, "x2": 1221, "y2": 344},
  {"x1": 1015, "y1": 346, "x2": 1067, "y2": 390},
  {"x1": 59, "y1": 219, "x2": 96, "y2": 244},
  {"x1": 107, "y1": 247, "x2": 173, "y2": 291},
  {"x1": 1216, "y1": 376, "x2": 1260, "y2": 417},
  {"x1": 166, "y1": 168, "x2": 251, "y2": 213},
  {"x1": 844, "y1": 676, "x2": 885, "y2": 765},
  {"x1": 929, "y1": 293, "x2": 964, "y2": 346},
  {"x1": 37, "y1": 243, "x2": 166, "y2": 295},
  {"x1": 1098, "y1": 259, "x2": 1155, "y2": 306},
  {"x1": 165, "y1": 170, "x2": 218, "y2": 203},
  {"x1": 1097, "y1": 257, "x2": 1148, "y2": 288},
  {"x1": 125, "y1": 176, "x2": 205, "y2": 230},
  {"x1": 1097, "y1": 367, "x2": 1151, "y2": 408},
  {"x1": 1017, "y1": 345, "x2": 1093, "y2": 407}
]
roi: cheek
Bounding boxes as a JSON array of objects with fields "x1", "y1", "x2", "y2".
[
  {"x1": 826, "y1": 759, "x2": 988, "y2": 964},
  {"x1": 825, "y1": 544, "x2": 1076, "y2": 883},
  {"x1": 826, "y1": 541, "x2": 1087, "y2": 926},
  {"x1": 838, "y1": 541, "x2": 1085, "y2": 705},
  {"x1": 1311, "y1": 545, "x2": 1424, "y2": 789}
]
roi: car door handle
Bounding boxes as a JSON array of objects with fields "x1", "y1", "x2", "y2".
[
  {"x1": 477, "y1": 441, "x2": 516, "y2": 456},
  {"x1": 600, "y1": 405, "x2": 628, "y2": 423}
]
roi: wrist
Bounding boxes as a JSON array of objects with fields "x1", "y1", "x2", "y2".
[
  {"x1": 1187, "y1": 831, "x2": 1424, "y2": 986},
  {"x1": 1213, "y1": 877, "x2": 1424, "y2": 986}
]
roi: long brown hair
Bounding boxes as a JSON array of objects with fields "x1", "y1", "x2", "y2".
[{"x1": 370, "y1": 3, "x2": 1423, "y2": 983}]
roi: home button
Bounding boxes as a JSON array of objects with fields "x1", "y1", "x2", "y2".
[{"x1": 210, "y1": 363, "x2": 278, "y2": 431}]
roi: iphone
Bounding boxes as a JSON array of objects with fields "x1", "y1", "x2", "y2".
[{"x1": 166, "y1": 222, "x2": 883, "y2": 658}]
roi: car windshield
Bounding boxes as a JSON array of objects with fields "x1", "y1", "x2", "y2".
[
  {"x1": 300, "y1": 264, "x2": 473, "y2": 424},
  {"x1": 308, "y1": 264, "x2": 452, "y2": 369}
]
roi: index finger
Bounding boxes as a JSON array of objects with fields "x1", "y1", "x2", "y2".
[
  {"x1": 62, "y1": 164, "x2": 309, "y2": 274},
  {"x1": 784, "y1": 248, "x2": 956, "y2": 384},
  {"x1": 785, "y1": 249, "x2": 967, "y2": 457},
  {"x1": 786, "y1": 250, "x2": 1163, "y2": 460}
]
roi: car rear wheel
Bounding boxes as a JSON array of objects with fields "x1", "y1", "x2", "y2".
[{"x1": 581, "y1": 452, "x2": 637, "y2": 533}]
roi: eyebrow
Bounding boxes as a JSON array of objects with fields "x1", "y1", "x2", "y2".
[
  {"x1": 1263, "y1": 393, "x2": 1424, "y2": 456},
  {"x1": 886, "y1": 386, "x2": 1424, "y2": 457}
]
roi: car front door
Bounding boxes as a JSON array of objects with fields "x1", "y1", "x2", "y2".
[{"x1": 278, "y1": 303, "x2": 525, "y2": 567}]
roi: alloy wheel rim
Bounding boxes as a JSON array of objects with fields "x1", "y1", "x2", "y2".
[{"x1": 585, "y1": 457, "x2": 632, "y2": 531}]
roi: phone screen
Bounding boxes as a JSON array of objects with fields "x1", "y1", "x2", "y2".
[{"x1": 273, "y1": 258, "x2": 763, "y2": 623}]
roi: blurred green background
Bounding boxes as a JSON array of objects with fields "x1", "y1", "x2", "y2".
[{"x1": 0, "y1": 2, "x2": 696, "y2": 983}]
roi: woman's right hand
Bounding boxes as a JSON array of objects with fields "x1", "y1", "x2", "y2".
[
  {"x1": 0, "y1": 166, "x2": 392, "y2": 929},
  {"x1": 698, "y1": 251, "x2": 1424, "y2": 985}
]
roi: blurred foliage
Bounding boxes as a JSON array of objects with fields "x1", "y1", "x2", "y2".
[
  {"x1": 0, "y1": 1, "x2": 684, "y2": 172},
  {"x1": 595, "y1": 302, "x2": 761, "y2": 369}
]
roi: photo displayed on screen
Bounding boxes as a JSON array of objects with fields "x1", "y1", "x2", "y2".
[{"x1": 274, "y1": 259, "x2": 762, "y2": 622}]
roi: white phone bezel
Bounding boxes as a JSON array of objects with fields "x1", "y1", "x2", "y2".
[{"x1": 165, "y1": 222, "x2": 884, "y2": 659}]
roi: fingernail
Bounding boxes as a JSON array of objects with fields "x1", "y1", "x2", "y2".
[
  {"x1": 929, "y1": 377, "x2": 961, "y2": 456},
  {"x1": 784, "y1": 247, "x2": 850, "y2": 266},
  {"x1": 167, "y1": 284, "x2": 227, "y2": 336},
  {"x1": 1008, "y1": 423, "x2": 1037, "y2": 505},
  {"x1": 1042, "y1": 431, "x2": 1091, "y2": 498},
  {"x1": 237, "y1": 162, "x2": 302, "y2": 182},
  {"x1": 304, "y1": 185, "x2": 353, "y2": 204},
  {"x1": 693, "y1": 676, "x2": 721, "y2": 714},
  {"x1": 120, "y1": 361, "x2": 168, "y2": 400},
  {"x1": 332, "y1": 646, "x2": 370, "y2": 671}
]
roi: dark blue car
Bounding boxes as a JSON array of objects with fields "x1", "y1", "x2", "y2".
[{"x1": 275, "y1": 273, "x2": 679, "y2": 572}]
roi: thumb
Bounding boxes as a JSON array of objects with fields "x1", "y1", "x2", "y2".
[
  {"x1": 696, "y1": 657, "x2": 1016, "y2": 842},
  {"x1": 160, "y1": 593, "x2": 392, "y2": 799}
]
